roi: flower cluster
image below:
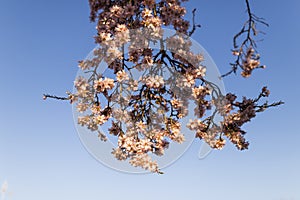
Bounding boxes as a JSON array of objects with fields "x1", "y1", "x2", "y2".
[
  {"x1": 44, "y1": 0, "x2": 283, "y2": 173},
  {"x1": 94, "y1": 77, "x2": 115, "y2": 93},
  {"x1": 241, "y1": 48, "x2": 264, "y2": 77},
  {"x1": 142, "y1": 75, "x2": 164, "y2": 89}
]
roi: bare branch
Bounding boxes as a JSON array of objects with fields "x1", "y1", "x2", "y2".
[
  {"x1": 43, "y1": 94, "x2": 69, "y2": 101},
  {"x1": 188, "y1": 9, "x2": 201, "y2": 37}
]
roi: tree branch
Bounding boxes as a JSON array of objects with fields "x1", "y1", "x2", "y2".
[{"x1": 221, "y1": 0, "x2": 269, "y2": 78}]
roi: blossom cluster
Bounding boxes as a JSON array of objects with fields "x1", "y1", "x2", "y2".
[
  {"x1": 232, "y1": 47, "x2": 265, "y2": 78},
  {"x1": 44, "y1": 0, "x2": 283, "y2": 173},
  {"x1": 70, "y1": 0, "x2": 282, "y2": 173}
]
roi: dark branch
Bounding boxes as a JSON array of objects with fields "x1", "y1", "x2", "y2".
[
  {"x1": 188, "y1": 9, "x2": 201, "y2": 37},
  {"x1": 43, "y1": 94, "x2": 69, "y2": 101},
  {"x1": 256, "y1": 101, "x2": 285, "y2": 112}
]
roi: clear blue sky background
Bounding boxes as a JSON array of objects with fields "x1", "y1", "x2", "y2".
[{"x1": 0, "y1": 0, "x2": 299, "y2": 200}]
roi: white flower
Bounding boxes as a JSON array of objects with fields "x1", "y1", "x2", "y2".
[
  {"x1": 94, "y1": 114, "x2": 108, "y2": 125},
  {"x1": 129, "y1": 154, "x2": 159, "y2": 173},
  {"x1": 76, "y1": 103, "x2": 89, "y2": 113},
  {"x1": 127, "y1": 79, "x2": 138, "y2": 91},
  {"x1": 136, "y1": 121, "x2": 146, "y2": 132},
  {"x1": 110, "y1": 5, "x2": 123, "y2": 14},
  {"x1": 78, "y1": 115, "x2": 90, "y2": 126},
  {"x1": 99, "y1": 32, "x2": 112, "y2": 42},
  {"x1": 115, "y1": 24, "x2": 128, "y2": 32},
  {"x1": 153, "y1": 75, "x2": 164, "y2": 88},
  {"x1": 173, "y1": 134, "x2": 185, "y2": 144},
  {"x1": 215, "y1": 138, "x2": 226, "y2": 150},
  {"x1": 107, "y1": 46, "x2": 122, "y2": 58},
  {"x1": 171, "y1": 99, "x2": 183, "y2": 109},
  {"x1": 116, "y1": 70, "x2": 129, "y2": 82},
  {"x1": 112, "y1": 148, "x2": 128, "y2": 160},
  {"x1": 112, "y1": 108, "x2": 130, "y2": 122},
  {"x1": 74, "y1": 76, "x2": 90, "y2": 97},
  {"x1": 141, "y1": 56, "x2": 154, "y2": 69},
  {"x1": 192, "y1": 86, "x2": 210, "y2": 99},
  {"x1": 91, "y1": 104, "x2": 101, "y2": 114},
  {"x1": 187, "y1": 119, "x2": 202, "y2": 130},
  {"x1": 182, "y1": 74, "x2": 195, "y2": 88},
  {"x1": 150, "y1": 27, "x2": 163, "y2": 39},
  {"x1": 142, "y1": 8, "x2": 152, "y2": 18},
  {"x1": 143, "y1": 75, "x2": 164, "y2": 89},
  {"x1": 94, "y1": 77, "x2": 115, "y2": 92},
  {"x1": 194, "y1": 66, "x2": 206, "y2": 77},
  {"x1": 115, "y1": 24, "x2": 130, "y2": 44}
]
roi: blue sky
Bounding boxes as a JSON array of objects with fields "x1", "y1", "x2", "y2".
[{"x1": 0, "y1": 0, "x2": 299, "y2": 200}]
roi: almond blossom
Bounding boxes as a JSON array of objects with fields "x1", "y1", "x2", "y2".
[{"x1": 44, "y1": 0, "x2": 283, "y2": 173}]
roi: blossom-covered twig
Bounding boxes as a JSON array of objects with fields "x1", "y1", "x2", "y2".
[{"x1": 221, "y1": 0, "x2": 269, "y2": 78}]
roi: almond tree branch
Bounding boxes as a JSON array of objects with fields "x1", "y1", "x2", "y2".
[{"x1": 221, "y1": 0, "x2": 269, "y2": 78}]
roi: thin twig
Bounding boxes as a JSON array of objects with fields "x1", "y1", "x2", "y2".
[
  {"x1": 43, "y1": 94, "x2": 69, "y2": 101},
  {"x1": 188, "y1": 9, "x2": 201, "y2": 37}
]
